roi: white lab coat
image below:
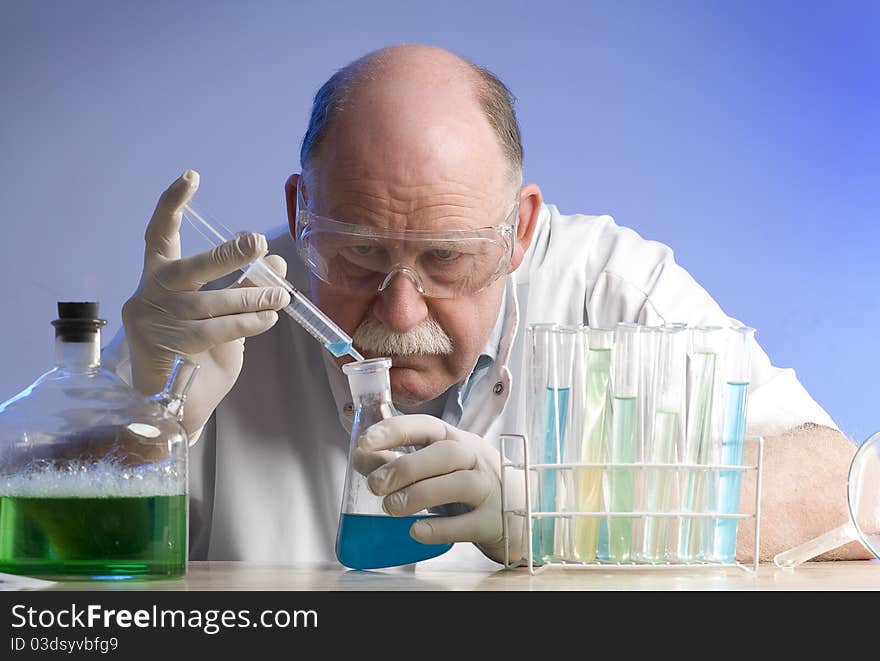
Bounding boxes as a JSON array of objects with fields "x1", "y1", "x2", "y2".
[{"x1": 103, "y1": 203, "x2": 837, "y2": 570}]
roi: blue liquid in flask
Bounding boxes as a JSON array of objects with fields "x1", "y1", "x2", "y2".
[{"x1": 336, "y1": 514, "x2": 453, "y2": 570}]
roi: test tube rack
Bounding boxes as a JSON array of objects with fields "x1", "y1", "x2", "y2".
[{"x1": 499, "y1": 433, "x2": 763, "y2": 575}]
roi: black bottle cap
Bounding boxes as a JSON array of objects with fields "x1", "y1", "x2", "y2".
[
  {"x1": 51, "y1": 301, "x2": 107, "y2": 341},
  {"x1": 57, "y1": 301, "x2": 100, "y2": 320}
]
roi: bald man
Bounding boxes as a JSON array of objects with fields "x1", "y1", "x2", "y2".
[{"x1": 108, "y1": 44, "x2": 869, "y2": 569}]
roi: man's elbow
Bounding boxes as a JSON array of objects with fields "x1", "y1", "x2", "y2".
[{"x1": 736, "y1": 423, "x2": 873, "y2": 563}]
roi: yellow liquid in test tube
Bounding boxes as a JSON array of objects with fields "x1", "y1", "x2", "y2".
[{"x1": 572, "y1": 348, "x2": 611, "y2": 562}]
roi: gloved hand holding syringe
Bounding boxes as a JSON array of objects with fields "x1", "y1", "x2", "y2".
[{"x1": 182, "y1": 203, "x2": 364, "y2": 363}]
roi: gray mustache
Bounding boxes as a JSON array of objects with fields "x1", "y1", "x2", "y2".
[{"x1": 352, "y1": 317, "x2": 454, "y2": 356}]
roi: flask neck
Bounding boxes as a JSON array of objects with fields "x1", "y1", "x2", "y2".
[
  {"x1": 352, "y1": 387, "x2": 393, "y2": 410},
  {"x1": 54, "y1": 331, "x2": 101, "y2": 371},
  {"x1": 344, "y1": 359, "x2": 397, "y2": 431},
  {"x1": 352, "y1": 393, "x2": 397, "y2": 430},
  {"x1": 347, "y1": 367, "x2": 392, "y2": 402},
  {"x1": 152, "y1": 356, "x2": 200, "y2": 421}
]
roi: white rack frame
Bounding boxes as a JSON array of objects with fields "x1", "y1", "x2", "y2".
[{"x1": 499, "y1": 433, "x2": 764, "y2": 575}]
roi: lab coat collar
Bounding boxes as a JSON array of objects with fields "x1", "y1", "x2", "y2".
[{"x1": 477, "y1": 284, "x2": 507, "y2": 365}]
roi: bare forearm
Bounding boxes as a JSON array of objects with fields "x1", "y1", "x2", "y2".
[{"x1": 737, "y1": 422, "x2": 871, "y2": 563}]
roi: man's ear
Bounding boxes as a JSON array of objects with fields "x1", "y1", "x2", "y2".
[
  {"x1": 508, "y1": 183, "x2": 543, "y2": 273},
  {"x1": 284, "y1": 173, "x2": 301, "y2": 237}
]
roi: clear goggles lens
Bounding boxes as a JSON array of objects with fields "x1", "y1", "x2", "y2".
[{"x1": 295, "y1": 180, "x2": 518, "y2": 299}]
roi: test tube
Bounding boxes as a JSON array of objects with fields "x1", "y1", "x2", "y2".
[
  {"x1": 631, "y1": 325, "x2": 659, "y2": 557},
  {"x1": 571, "y1": 327, "x2": 613, "y2": 563},
  {"x1": 552, "y1": 327, "x2": 579, "y2": 561},
  {"x1": 640, "y1": 325, "x2": 687, "y2": 562},
  {"x1": 710, "y1": 326, "x2": 755, "y2": 562},
  {"x1": 675, "y1": 326, "x2": 724, "y2": 561},
  {"x1": 607, "y1": 323, "x2": 640, "y2": 562},
  {"x1": 527, "y1": 324, "x2": 576, "y2": 563},
  {"x1": 638, "y1": 326, "x2": 661, "y2": 460}
]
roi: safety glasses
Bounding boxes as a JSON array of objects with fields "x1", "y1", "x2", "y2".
[{"x1": 294, "y1": 178, "x2": 519, "y2": 299}]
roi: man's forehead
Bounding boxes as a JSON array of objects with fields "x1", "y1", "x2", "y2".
[
  {"x1": 314, "y1": 180, "x2": 511, "y2": 232},
  {"x1": 309, "y1": 126, "x2": 511, "y2": 221},
  {"x1": 324, "y1": 117, "x2": 505, "y2": 185}
]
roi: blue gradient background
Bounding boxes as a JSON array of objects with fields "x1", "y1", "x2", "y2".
[{"x1": 1, "y1": 1, "x2": 877, "y2": 440}]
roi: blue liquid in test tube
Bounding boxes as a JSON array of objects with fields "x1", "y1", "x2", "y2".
[
  {"x1": 533, "y1": 386, "x2": 570, "y2": 562},
  {"x1": 597, "y1": 519, "x2": 609, "y2": 560},
  {"x1": 713, "y1": 381, "x2": 749, "y2": 561}
]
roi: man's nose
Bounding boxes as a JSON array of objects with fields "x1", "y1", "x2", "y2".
[{"x1": 371, "y1": 268, "x2": 430, "y2": 333}]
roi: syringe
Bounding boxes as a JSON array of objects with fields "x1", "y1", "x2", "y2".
[{"x1": 181, "y1": 203, "x2": 364, "y2": 363}]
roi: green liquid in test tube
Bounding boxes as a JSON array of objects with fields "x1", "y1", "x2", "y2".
[
  {"x1": 608, "y1": 395, "x2": 637, "y2": 560},
  {"x1": 607, "y1": 323, "x2": 640, "y2": 563}
]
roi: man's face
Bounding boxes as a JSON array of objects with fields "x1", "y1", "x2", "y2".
[
  {"x1": 293, "y1": 88, "x2": 517, "y2": 405},
  {"x1": 304, "y1": 170, "x2": 514, "y2": 406}
]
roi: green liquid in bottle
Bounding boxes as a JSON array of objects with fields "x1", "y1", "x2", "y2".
[{"x1": 0, "y1": 494, "x2": 188, "y2": 579}]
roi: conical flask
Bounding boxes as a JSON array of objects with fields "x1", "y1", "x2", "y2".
[
  {"x1": 0, "y1": 302, "x2": 198, "y2": 580},
  {"x1": 335, "y1": 357, "x2": 453, "y2": 569}
]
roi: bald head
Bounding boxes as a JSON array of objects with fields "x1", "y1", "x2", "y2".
[
  {"x1": 286, "y1": 46, "x2": 544, "y2": 406},
  {"x1": 300, "y1": 45, "x2": 523, "y2": 190},
  {"x1": 289, "y1": 46, "x2": 537, "y2": 404}
]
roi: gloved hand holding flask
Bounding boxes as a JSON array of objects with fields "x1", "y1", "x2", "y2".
[{"x1": 359, "y1": 414, "x2": 527, "y2": 565}]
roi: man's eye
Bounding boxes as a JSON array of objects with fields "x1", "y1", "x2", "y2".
[
  {"x1": 350, "y1": 245, "x2": 379, "y2": 256},
  {"x1": 429, "y1": 249, "x2": 459, "y2": 261}
]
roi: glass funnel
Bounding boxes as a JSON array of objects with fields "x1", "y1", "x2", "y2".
[
  {"x1": 335, "y1": 357, "x2": 452, "y2": 570},
  {"x1": 0, "y1": 302, "x2": 197, "y2": 580}
]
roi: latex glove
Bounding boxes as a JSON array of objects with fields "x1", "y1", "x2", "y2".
[
  {"x1": 121, "y1": 170, "x2": 291, "y2": 439},
  {"x1": 359, "y1": 414, "x2": 526, "y2": 564}
]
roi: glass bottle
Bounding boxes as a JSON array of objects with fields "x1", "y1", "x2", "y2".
[
  {"x1": 335, "y1": 357, "x2": 452, "y2": 569},
  {"x1": 0, "y1": 302, "x2": 197, "y2": 580}
]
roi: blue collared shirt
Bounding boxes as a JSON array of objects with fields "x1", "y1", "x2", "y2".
[{"x1": 396, "y1": 286, "x2": 507, "y2": 427}]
